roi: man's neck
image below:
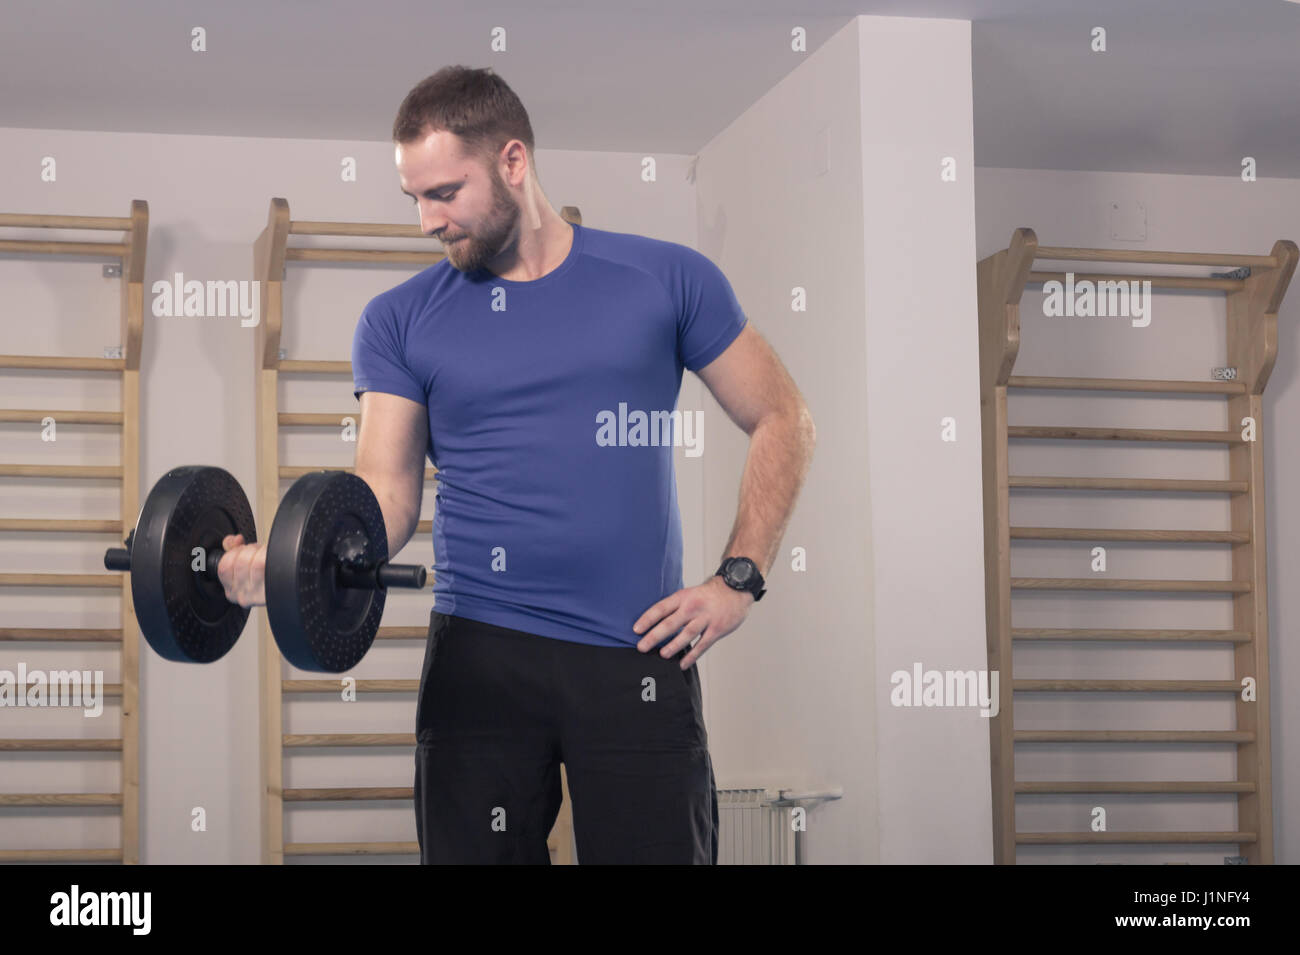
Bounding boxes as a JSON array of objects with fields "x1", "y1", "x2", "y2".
[{"x1": 493, "y1": 214, "x2": 574, "y2": 282}]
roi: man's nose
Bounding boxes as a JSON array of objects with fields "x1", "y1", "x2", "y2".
[{"x1": 417, "y1": 204, "x2": 447, "y2": 237}]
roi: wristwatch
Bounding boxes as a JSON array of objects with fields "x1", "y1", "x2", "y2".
[{"x1": 715, "y1": 557, "x2": 766, "y2": 601}]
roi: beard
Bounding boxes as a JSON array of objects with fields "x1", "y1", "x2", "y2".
[{"x1": 443, "y1": 168, "x2": 520, "y2": 275}]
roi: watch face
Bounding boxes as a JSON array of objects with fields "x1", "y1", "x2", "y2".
[{"x1": 728, "y1": 559, "x2": 754, "y2": 584}]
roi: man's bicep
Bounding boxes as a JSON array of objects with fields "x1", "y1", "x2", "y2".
[
  {"x1": 696, "y1": 324, "x2": 804, "y2": 436},
  {"x1": 355, "y1": 391, "x2": 429, "y2": 494}
]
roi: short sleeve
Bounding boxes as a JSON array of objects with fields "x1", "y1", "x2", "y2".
[
  {"x1": 351, "y1": 296, "x2": 426, "y2": 405},
  {"x1": 675, "y1": 247, "x2": 748, "y2": 372}
]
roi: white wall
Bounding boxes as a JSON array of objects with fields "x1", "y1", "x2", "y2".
[
  {"x1": 692, "y1": 17, "x2": 876, "y2": 865},
  {"x1": 859, "y1": 17, "x2": 990, "y2": 863},
  {"x1": 976, "y1": 167, "x2": 1300, "y2": 863},
  {"x1": 693, "y1": 15, "x2": 989, "y2": 864},
  {"x1": 0, "y1": 126, "x2": 698, "y2": 862}
]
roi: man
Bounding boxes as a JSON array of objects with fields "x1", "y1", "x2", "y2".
[{"x1": 220, "y1": 65, "x2": 816, "y2": 864}]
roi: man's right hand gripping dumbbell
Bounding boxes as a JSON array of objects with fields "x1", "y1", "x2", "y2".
[{"x1": 217, "y1": 535, "x2": 267, "y2": 608}]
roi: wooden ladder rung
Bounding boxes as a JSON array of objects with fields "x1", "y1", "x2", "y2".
[
  {"x1": 0, "y1": 355, "x2": 125, "y2": 371},
  {"x1": 0, "y1": 684, "x2": 129, "y2": 698},
  {"x1": 1014, "y1": 680, "x2": 1241, "y2": 692},
  {"x1": 278, "y1": 413, "x2": 359, "y2": 425},
  {"x1": 1016, "y1": 781, "x2": 1255, "y2": 794},
  {"x1": 0, "y1": 573, "x2": 121, "y2": 588},
  {"x1": 289, "y1": 219, "x2": 426, "y2": 238},
  {"x1": 283, "y1": 787, "x2": 413, "y2": 802},
  {"x1": 1010, "y1": 475, "x2": 1248, "y2": 493},
  {"x1": 0, "y1": 792, "x2": 121, "y2": 806},
  {"x1": 0, "y1": 848, "x2": 123, "y2": 862},
  {"x1": 0, "y1": 239, "x2": 128, "y2": 257},
  {"x1": 0, "y1": 628, "x2": 123, "y2": 641},
  {"x1": 0, "y1": 738, "x2": 122, "y2": 752},
  {"x1": 0, "y1": 464, "x2": 122, "y2": 479},
  {"x1": 282, "y1": 734, "x2": 415, "y2": 748},
  {"x1": 283, "y1": 841, "x2": 419, "y2": 856},
  {"x1": 277, "y1": 360, "x2": 351, "y2": 374},
  {"x1": 1015, "y1": 730, "x2": 1253, "y2": 742},
  {"x1": 1008, "y1": 375, "x2": 1246, "y2": 395},
  {"x1": 281, "y1": 680, "x2": 418, "y2": 693},
  {"x1": 0, "y1": 212, "x2": 133, "y2": 230},
  {"x1": 1032, "y1": 245, "x2": 1278, "y2": 268},
  {"x1": 1011, "y1": 577, "x2": 1249, "y2": 593},
  {"x1": 1009, "y1": 425, "x2": 1241, "y2": 443},
  {"x1": 0, "y1": 519, "x2": 122, "y2": 533},
  {"x1": 1016, "y1": 831, "x2": 1255, "y2": 845},
  {"x1": 1011, "y1": 527, "x2": 1248, "y2": 543},
  {"x1": 1012, "y1": 628, "x2": 1250, "y2": 643},
  {"x1": 1027, "y1": 271, "x2": 1244, "y2": 291},
  {"x1": 0, "y1": 409, "x2": 122, "y2": 424},
  {"x1": 374, "y1": 627, "x2": 427, "y2": 639},
  {"x1": 285, "y1": 248, "x2": 444, "y2": 265}
]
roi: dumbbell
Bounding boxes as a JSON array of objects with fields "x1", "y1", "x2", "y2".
[{"x1": 104, "y1": 465, "x2": 427, "y2": 672}]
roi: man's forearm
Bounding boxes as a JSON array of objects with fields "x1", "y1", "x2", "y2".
[
  {"x1": 378, "y1": 492, "x2": 420, "y2": 556},
  {"x1": 719, "y1": 408, "x2": 816, "y2": 578},
  {"x1": 356, "y1": 472, "x2": 422, "y2": 556}
]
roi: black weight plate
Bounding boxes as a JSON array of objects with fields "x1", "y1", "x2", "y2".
[
  {"x1": 130, "y1": 466, "x2": 254, "y2": 664},
  {"x1": 266, "y1": 471, "x2": 387, "y2": 673}
]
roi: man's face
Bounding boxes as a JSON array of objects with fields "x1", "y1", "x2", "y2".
[{"x1": 396, "y1": 129, "x2": 521, "y2": 274}]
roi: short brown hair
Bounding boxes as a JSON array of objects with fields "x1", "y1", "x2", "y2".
[{"x1": 392, "y1": 66, "x2": 535, "y2": 169}]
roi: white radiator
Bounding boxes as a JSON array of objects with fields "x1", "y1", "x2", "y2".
[{"x1": 717, "y1": 787, "x2": 797, "y2": 865}]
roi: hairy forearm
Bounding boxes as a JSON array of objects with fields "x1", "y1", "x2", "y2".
[{"x1": 719, "y1": 408, "x2": 816, "y2": 578}]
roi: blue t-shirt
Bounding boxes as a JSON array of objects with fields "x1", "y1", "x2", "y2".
[{"x1": 351, "y1": 221, "x2": 748, "y2": 648}]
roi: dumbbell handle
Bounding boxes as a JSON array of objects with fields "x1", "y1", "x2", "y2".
[
  {"x1": 336, "y1": 560, "x2": 428, "y2": 591},
  {"x1": 333, "y1": 532, "x2": 426, "y2": 590},
  {"x1": 104, "y1": 528, "x2": 137, "y2": 571},
  {"x1": 104, "y1": 534, "x2": 228, "y2": 582},
  {"x1": 378, "y1": 562, "x2": 428, "y2": 589}
]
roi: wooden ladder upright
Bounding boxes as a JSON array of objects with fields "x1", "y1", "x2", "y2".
[
  {"x1": 0, "y1": 201, "x2": 148, "y2": 863},
  {"x1": 977, "y1": 228, "x2": 1297, "y2": 864},
  {"x1": 253, "y1": 198, "x2": 582, "y2": 864}
]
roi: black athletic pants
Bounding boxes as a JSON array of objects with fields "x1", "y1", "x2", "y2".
[{"x1": 413, "y1": 610, "x2": 719, "y2": 864}]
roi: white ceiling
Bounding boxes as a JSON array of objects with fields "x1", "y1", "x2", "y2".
[{"x1": 2, "y1": 0, "x2": 1298, "y2": 177}]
